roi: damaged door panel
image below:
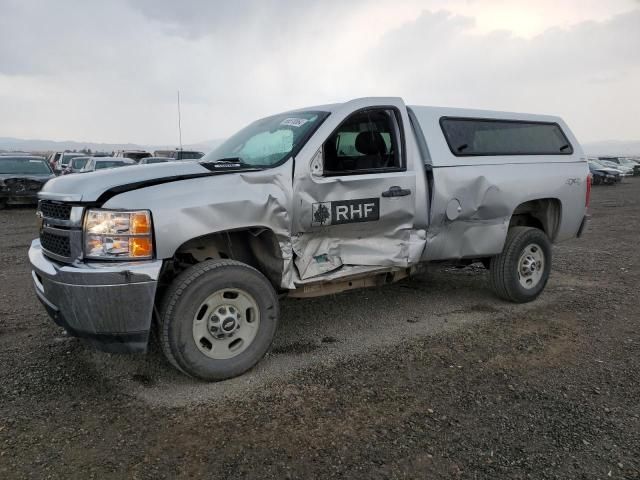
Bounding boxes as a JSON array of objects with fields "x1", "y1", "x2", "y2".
[{"x1": 291, "y1": 99, "x2": 421, "y2": 281}]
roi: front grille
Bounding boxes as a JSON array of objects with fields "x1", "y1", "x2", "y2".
[
  {"x1": 40, "y1": 201, "x2": 72, "y2": 220},
  {"x1": 40, "y1": 231, "x2": 71, "y2": 258},
  {"x1": 4, "y1": 178, "x2": 43, "y2": 194}
]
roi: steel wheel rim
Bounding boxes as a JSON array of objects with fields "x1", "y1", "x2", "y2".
[
  {"x1": 517, "y1": 243, "x2": 545, "y2": 289},
  {"x1": 192, "y1": 288, "x2": 260, "y2": 360}
]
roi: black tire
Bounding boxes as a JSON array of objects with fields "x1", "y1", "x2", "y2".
[
  {"x1": 0, "y1": 199, "x2": 6, "y2": 210},
  {"x1": 159, "y1": 259, "x2": 279, "y2": 381},
  {"x1": 489, "y1": 227, "x2": 551, "y2": 303}
]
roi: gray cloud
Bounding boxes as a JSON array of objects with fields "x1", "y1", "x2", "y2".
[
  {"x1": 362, "y1": 9, "x2": 640, "y2": 142},
  {"x1": 0, "y1": 1, "x2": 638, "y2": 145}
]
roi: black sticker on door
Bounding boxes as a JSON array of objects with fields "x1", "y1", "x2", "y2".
[{"x1": 311, "y1": 198, "x2": 379, "y2": 226}]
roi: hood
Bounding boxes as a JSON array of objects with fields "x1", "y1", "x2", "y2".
[
  {"x1": 0, "y1": 173, "x2": 54, "y2": 182},
  {"x1": 38, "y1": 162, "x2": 212, "y2": 202}
]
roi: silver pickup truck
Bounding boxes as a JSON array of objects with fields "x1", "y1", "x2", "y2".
[{"x1": 29, "y1": 97, "x2": 590, "y2": 380}]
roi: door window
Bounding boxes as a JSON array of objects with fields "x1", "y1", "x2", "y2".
[{"x1": 323, "y1": 109, "x2": 403, "y2": 175}]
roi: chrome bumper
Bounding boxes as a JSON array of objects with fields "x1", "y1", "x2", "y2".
[{"x1": 29, "y1": 239, "x2": 163, "y2": 353}]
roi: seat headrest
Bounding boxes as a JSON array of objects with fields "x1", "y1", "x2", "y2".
[{"x1": 355, "y1": 131, "x2": 387, "y2": 156}]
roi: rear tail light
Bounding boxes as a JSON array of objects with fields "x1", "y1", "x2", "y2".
[{"x1": 586, "y1": 173, "x2": 592, "y2": 208}]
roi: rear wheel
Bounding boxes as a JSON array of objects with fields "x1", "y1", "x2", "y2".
[
  {"x1": 159, "y1": 259, "x2": 279, "y2": 381},
  {"x1": 0, "y1": 199, "x2": 6, "y2": 210},
  {"x1": 489, "y1": 227, "x2": 551, "y2": 303}
]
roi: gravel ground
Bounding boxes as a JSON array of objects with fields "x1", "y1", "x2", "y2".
[{"x1": 0, "y1": 179, "x2": 639, "y2": 479}]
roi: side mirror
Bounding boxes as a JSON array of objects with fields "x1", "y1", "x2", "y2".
[{"x1": 310, "y1": 147, "x2": 323, "y2": 177}]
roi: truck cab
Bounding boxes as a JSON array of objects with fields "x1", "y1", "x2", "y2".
[{"x1": 29, "y1": 97, "x2": 590, "y2": 381}]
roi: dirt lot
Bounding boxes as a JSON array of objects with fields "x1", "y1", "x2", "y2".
[{"x1": 1, "y1": 179, "x2": 639, "y2": 479}]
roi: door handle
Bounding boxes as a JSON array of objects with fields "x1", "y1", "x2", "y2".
[{"x1": 381, "y1": 186, "x2": 412, "y2": 198}]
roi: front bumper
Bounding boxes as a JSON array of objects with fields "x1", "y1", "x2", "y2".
[
  {"x1": 0, "y1": 192, "x2": 39, "y2": 204},
  {"x1": 29, "y1": 239, "x2": 163, "y2": 353}
]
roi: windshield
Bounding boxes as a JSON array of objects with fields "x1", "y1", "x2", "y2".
[
  {"x1": 95, "y1": 161, "x2": 127, "y2": 170},
  {"x1": 0, "y1": 158, "x2": 52, "y2": 175},
  {"x1": 201, "y1": 110, "x2": 328, "y2": 167}
]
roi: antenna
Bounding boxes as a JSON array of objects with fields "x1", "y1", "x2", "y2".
[{"x1": 177, "y1": 90, "x2": 183, "y2": 150}]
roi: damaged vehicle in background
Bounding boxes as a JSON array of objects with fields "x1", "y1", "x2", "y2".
[
  {"x1": 598, "y1": 159, "x2": 633, "y2": 177},
  {"x1": 602, "y1": 157, "x2": 640, "y2": 176},
  {"x1": 589, "y1": 160, "x2": 621, "y2": 185},
  {"x1": 29, "y1": 97, "x2": 590, "y2": 381},
  {"x1": 0, "y1": 156, "x2": 55, "y2": 208}
]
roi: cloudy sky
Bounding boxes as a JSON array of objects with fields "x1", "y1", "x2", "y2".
[{"x1": 0, "y1": 0, "x2": 638, "y2": 146}]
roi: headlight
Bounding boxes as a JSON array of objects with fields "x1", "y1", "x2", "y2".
[{"x1": 84, "y1": 209, "x2": 153, "y2": 260}]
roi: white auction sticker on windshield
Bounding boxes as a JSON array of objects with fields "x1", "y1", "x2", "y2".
[{"x1": 280, "y1": 118, "x2": 309, "y2": 128}]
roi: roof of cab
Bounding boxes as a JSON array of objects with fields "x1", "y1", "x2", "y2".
[
  {"x1": 289, "y1": 97, "x2": 564, "y2": 123},
  {"x1": 408, "y1": 105, "x2": 563, "y2": 124}
]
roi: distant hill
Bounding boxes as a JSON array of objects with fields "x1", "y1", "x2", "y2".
[
  {"x1": 583, "y1": 141, "x2": 640, "y2": 157},
  {"x1": 2, "y1": 135, "x2": 637, "y2": 158},
  {"x1": 0, "y1": 136, "x2": 222, "y2": 155}
]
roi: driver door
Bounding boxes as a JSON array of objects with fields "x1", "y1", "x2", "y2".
[{"x1": 292, "y1": 103, "x2": 417, "y2": 280}]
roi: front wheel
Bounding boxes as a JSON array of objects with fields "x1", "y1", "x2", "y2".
[
  {"x1": 159, "y1": 259, "x2": 279, "y2": 381},
  {"x1": 489, "y1": 227, "x2": 551, "y2": 303}
]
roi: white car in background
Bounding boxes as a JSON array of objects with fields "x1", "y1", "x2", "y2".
[
  {"x1": 79, "y1": 157, "x2": 136, "y2": 173},
  {"x1": 599, "y1": 159, "x2": 633, "y2": 176}
]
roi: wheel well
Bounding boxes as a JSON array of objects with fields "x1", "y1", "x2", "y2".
[
  {"x1": 160, "y1": 228, "x2": 284, "y2": 290},
  {"x1": 509, "y1": 199, "x2": 562, "y2": 240}
]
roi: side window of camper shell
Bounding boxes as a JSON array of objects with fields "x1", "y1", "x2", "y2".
[{"x1": 440, "y1": 117, "x2": 573, "y2": 156}]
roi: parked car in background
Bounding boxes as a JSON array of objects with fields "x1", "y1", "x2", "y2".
[
  {"x1": 47, "y1": 152, "x2": 62, "y2": 170},
  {"x1": 168, "y1": 149, "x2": 205, "y2": 160},
  {"x1": 55, "y1": 152, "x2": 86, "y2": 175},
  {"x1": 62, "y1": 156, "x2": 91, "y2": 175},
  {"x1": 138, "y1": 157, "x2": 171, "y2": 165},
  {"x1": 0, "y1": 156, "x2": 55, "y2": 208},
  {"x1": 588, "y1": 160, "x2": 620, "y2": 185},
  {"x1": 598, "y1": 157, "x2": 636, "y2": 175},
  {"x1": 115, "y1": 150, "x2": 151, "y2": 162},
  {"x1": 153, "y1": 150, "x2": 175, "y2": 158},
  {"x1": 0, "y1": 151, "x2": 32, "y2": 156},
  {"x1": 599, "y1": 159, "x2": 633, "y2": 176},
  {"x1": 80, "y1": 157, "x2": 135, "y2": 172},
  {"x1": 617, "y1": 157, "x2": 640, "y2": 176}
]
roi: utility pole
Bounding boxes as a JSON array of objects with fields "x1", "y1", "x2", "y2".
[{"x1": 177, "y1": 90, "x2": 183, "y2": 150}]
